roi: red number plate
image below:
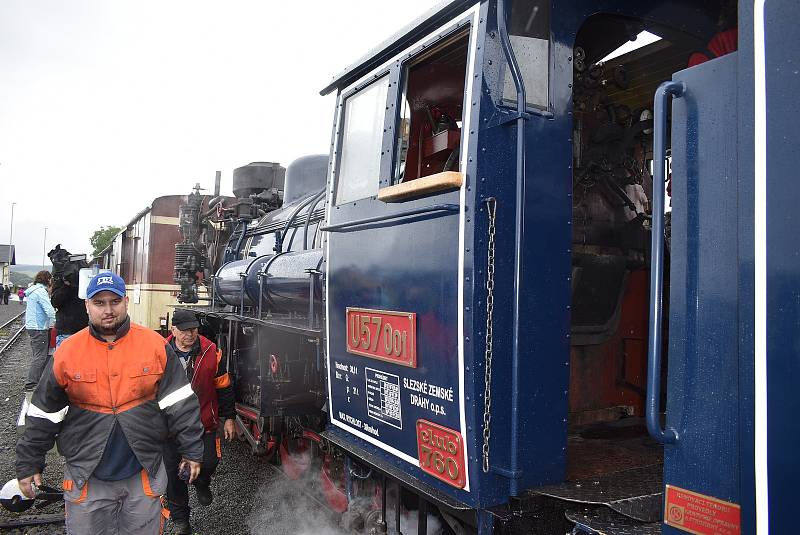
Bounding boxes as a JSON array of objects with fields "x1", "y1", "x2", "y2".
[
  {"x1": 346, "y1": 308, "x2": 417, "y2": 367},
  {"x1": 416, "y1": 420, "x2": 466, "y2": 488}
]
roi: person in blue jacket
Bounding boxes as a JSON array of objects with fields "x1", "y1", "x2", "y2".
[{"x1": 23, "y1": 271, "x2": 56, "y2": 392}]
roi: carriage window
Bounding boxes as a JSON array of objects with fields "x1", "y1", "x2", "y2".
[
  {"x1": 394, "y1": 31, "x2": 469, "y2": 183},
  {"x1": 502, "y1": 0, "x2": 550, "y2": 109},
  {"x1": 335, "y1": 76, "x2": 390, "y2": 205}
]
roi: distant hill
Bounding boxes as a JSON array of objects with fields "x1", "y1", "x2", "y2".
[
  {"x1": 10, "y1": 272, "x2": 33, "y2": 287},
  {"x1": 10, "y1": 264, "x2": 51, "y2": 276}
]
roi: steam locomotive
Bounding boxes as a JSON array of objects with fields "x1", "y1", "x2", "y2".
[{"x1": 170, "y1": 0, "x2": 799, "y2": 533}]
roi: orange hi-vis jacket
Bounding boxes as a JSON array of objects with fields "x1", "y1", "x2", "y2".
[{"x1": 16, "y1": 318, "x2": 204, "y2": 489}]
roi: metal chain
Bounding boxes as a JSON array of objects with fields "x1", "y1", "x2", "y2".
[{"x1": 482, "y1": 197, "x2": 497, "y2": 473}]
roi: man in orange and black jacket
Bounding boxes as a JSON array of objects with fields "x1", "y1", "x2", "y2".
[
  {"x1": 163, "y1": 309, "x2": 235, "y2": 534},
  {"x1": 15, "y1": 272, "x2": 204, "y2": 535}
]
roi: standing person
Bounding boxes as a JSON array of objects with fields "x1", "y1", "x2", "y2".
[
  {"x1": 23, "y1": 271, "x2": 55, "y2": 393},
  {"x1": 16, "y1": 272, "x2": 204, "y2": 535},
  {"x1": 163, "y1": 309, "x2": 235, "y2": 535},
  {"x1": 17, "y1": 287, "x2": 24, "y2": 303},
  {"x1": 49, "y1": 271, "x2": 89, "y2": 347},
  {"x1": 2, "y1": 285, "x2": 9, "y2": 305}
]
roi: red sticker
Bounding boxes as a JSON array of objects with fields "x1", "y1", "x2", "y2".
[
  {"x1": 416, "y1": 420, "x2": 466, "y2": 488},
  {"x1": 665, "y1": 485, "x2": 741, "y2": 535}
]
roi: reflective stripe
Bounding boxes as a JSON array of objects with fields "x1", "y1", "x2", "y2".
[
  {"x1": 214, "y1": 373, "x2": 231, "y2": 388},
  {"x1": 158, "y1": 383, "x2": 194, "y2": 410},
  {"x1": 27, "y1": 403, "x2": 68, "y2": 423}
]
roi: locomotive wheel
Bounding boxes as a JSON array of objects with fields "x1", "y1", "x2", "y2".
[{"x1": 340, "y1": 510, "x2": 365, "y2": 532}]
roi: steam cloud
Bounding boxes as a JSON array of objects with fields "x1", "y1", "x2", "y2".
[{"x1": 246, "y1": 456, "x2": 444, "y2": 534}]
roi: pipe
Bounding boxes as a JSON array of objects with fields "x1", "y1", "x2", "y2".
[
  {"x1": 238, "y1": 272, "x2": 247, "y2": 315},
  {"x1": 303, "y1": 192, "x2": 326, "y2": 250},
  {"x1": 320, "y1": 204, "x2": 459, "y2": 232},
  {"x1": 395, "y1": 482, "x2": 402, "y2": 535},
  {"x1": 257, "y1": 269, "x2": 265, "y2": 319},
  {"x1": 279, "y1": 190, "x2": 325, "y2": 253},
  {"x1": 232, "y1": 220, "x2": 249, "y2": 259},
  {"x1": 344, "y1": 457, "x2": 354, "y2": 505},
  {"x1": 497, "y1": 0, "x2": 528, "y2": 495},
  {"x1": 379, "y1": 475, "x2": 388, "y2": 532}
]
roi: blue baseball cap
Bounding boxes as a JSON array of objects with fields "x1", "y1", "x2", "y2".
[{"x1": 87, "y1": 272, "x2": 126, "y2": 298}]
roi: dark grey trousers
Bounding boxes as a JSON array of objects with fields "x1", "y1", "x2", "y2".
[
  {"x1": 64, "y1": 463, "x2": 168, "y2": 535},
  {"x1": 25, "y1": 329, "x2": 50, "y2": 392}
]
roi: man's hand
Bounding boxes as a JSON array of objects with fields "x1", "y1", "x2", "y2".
[
  {"x1": 223, "y1": 418, "x2": 236, "y2": 442},
  {"x1": 18, "y1": 473, "x2": 42, "y2": 499},
  {"x1": 179, "y1": 459, "x2": 201, "y2": 484}
]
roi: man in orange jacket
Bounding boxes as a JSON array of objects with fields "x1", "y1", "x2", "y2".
[
  {"x1": 16, "y1": 272, "x2": 204, "y2": 534},
  {"x1": 163, "y1": 309, "x2": 235, "y2": 534}
]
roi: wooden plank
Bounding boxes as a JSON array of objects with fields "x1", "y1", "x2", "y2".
[{"x1": 377, "y1": 171, "x2": 463, "y2": 202}]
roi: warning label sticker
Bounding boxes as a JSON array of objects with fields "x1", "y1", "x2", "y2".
[{"x1": 664, "y1": 485, "x2": 741, "y2": 535}]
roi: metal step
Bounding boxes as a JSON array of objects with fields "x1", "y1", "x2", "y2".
[
  {"x1": 531, "y1": 464, "x2": 663, "y2": 523},
  {"x1": 567, "y1": 508, "x2": 661, "y2": 535}
]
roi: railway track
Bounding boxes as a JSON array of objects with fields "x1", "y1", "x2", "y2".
[{"x1": 0, "y1": 311, "x2": 25, "y2": 357}]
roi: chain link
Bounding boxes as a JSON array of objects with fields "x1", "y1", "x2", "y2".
[{"x1": 482, "y1": 197, "x2": 497, "y2": 474}]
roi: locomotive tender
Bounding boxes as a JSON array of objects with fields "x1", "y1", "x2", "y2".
[{"x1": 176, "y1": 0, "x2": 799, "y2": 533}]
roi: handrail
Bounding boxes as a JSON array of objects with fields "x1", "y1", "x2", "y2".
[
  {"x1": 646, "y1": 80, "x2": 685, "y2": 445},
  {"x1": 320, "y1": 204, "x2": 459, "y2": 233},
  {"x1": 496, "y1": 0, "x2": 529, "y2": 492}
]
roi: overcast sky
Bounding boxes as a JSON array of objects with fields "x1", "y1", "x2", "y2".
[{"x1": 0, "y1": 0, "x2": 437, "y2": 265}]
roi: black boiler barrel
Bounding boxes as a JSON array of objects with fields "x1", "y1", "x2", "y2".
[
  {"x1": 214, "y1": 249, "x2": 322, "y2": 313},
  {"x1": 257, "y1": 249, "x2": 323, "y2": 313}
]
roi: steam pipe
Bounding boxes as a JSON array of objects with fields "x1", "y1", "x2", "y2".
[
  {"x1": 204, "y1": 198, "x2": 223, "y2": 217},
  {"x1": 303, "y1": 192, "x2": 326, "y2": 249},
  {"x1": 279, "y1": 190, "x2": 325, "y2": 253},
  {"x1": 232, "y1": 220, "x2": 249, "y2": 259},
  {"x1": 497, "y1": 0, "x2": 528, "y2": 495}
]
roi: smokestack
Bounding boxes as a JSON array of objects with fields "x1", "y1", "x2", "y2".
[{"x1": 214, "y1": 171, "x2": 221, "y2": 197}]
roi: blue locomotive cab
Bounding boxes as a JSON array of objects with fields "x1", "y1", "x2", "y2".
[{"x1": 320, "y1": 0, "x2": 764, "y2": 533}]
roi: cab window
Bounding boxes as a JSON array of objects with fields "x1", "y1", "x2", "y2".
[
  {"x1": 502, "y1": 0, "x2": 550, "y2": 110},
  {"x1": 335, "y1": 76, "x2": 390, "y2": 205},
  {"x1": 393, "y1": 30, "x2": 470, "y2": 183}
]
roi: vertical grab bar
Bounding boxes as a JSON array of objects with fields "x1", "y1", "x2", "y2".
[
  {"x1": 497, "y1": 0, "x2": 529, "y2": 494},
  {"x1": 647, "y1": 80, "x2": 685, "y2": 445}
]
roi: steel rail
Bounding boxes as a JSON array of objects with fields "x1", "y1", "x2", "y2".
[{"x1": 0, "y1": 311, "x2": 26, "y2": 356}]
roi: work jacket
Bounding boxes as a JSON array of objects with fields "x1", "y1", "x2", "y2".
[
  {"x1": 23, "y1": 283, "x2": 56, "y2": 330},
  {"x1": 165, "y1": 334, "x2": 235, "y2": 433},
  {"x1": 16, "y1": 318, "x2": 204, "y2": 489}
]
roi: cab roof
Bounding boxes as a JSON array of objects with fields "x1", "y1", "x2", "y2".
[{"x1": 319, "y1": 0, "x2": 479, "y2": 96}]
